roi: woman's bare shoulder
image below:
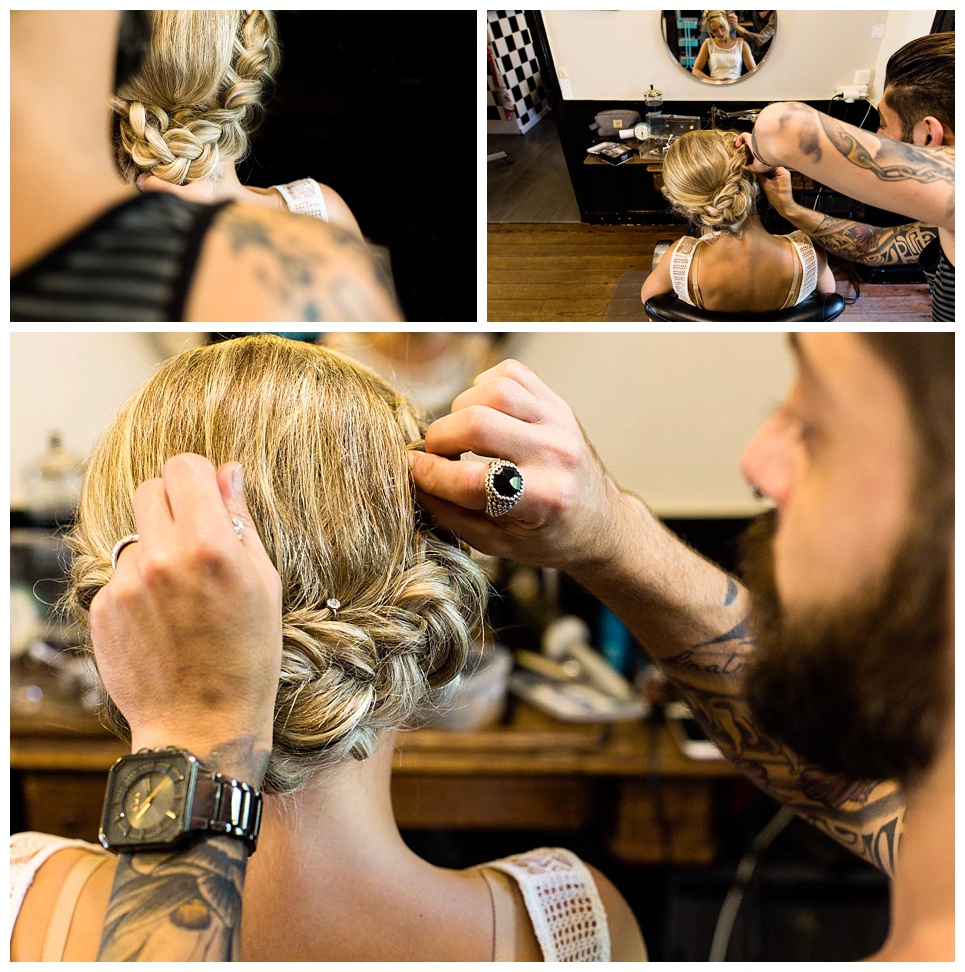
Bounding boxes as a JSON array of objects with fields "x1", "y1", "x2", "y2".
[
  {"x1": 584, "y1": 862, "x2": 647, "y2": 961},
  {"x1": 11, "y1": 843, "x2": 115, "y2": 961}
]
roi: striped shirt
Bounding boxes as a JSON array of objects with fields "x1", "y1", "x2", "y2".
[
  {"x1": 918, "y1": 237, "x2": 955, "y2": 323},
  {"x1": 11, "y1": 194, "x2": 229, "y2": 322}
]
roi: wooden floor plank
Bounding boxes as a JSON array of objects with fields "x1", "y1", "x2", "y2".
[{"x1": 487, "y1": 222, "x2": 933, "y2": 323}]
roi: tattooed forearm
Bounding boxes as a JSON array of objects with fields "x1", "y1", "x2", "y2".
[
  {"x1": 807, "y1": 217, "x2": 937, "y2": 266},
  {"x1": 818, "y1": 113, "x2": 955, "y2": 189},
  {"x1": 97, "y1": 837, "x2": 248, "y2": 961},
  {"x1": 658, "y1": 601, "x2": 905, "y2": 878},
  {"x1": 218, "y1": 208, "x2": 401, "y2": 322}
]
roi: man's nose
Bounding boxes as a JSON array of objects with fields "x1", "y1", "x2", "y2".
[{"x1": 739, "y1": 414, "x2": 797, "y2": 508}]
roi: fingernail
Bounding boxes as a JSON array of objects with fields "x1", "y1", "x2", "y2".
[{"x1": 232, "y1": 464, "x2": 244, "y2": 494}]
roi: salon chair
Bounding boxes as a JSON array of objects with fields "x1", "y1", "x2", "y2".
[
  {"x1": 645, "y1": 240, "x2": 846, "y2": 322},
  {"x1": 644, "y1": 291, "x2": 846, "y2": 322}
]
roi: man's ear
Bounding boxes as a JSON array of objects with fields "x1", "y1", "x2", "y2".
[{"x1": 913, "y1": 116, "x2": 946, "y2": 148}]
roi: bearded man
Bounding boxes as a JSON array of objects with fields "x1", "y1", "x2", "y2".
[
  {"x1": 87, "y1": 334, "x2": 952, "y2": 961},
  {"x1": 411, "y1": 332, "x2": 953, "y2": 961},
  {"x1": 748, "y1": 33, "x2": 955, "y2": 321}
]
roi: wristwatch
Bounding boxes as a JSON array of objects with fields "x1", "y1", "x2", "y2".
[{"x1": 99, "y1": 747, "x2": 263, "y2": 854}]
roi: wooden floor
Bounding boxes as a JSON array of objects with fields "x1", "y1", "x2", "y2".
[
  {"x1": 487, "y1": 223, "x2": 933, "y2": 323},
  {"x1": 487, "y1": 116, "x2": 580, "y2": 222}
]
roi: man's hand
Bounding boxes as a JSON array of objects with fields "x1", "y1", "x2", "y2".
[
  {"x1": 409, "y1": 359, "x2": 629, "y2": 577},
  {"x1": 735, "y1": 132, "x2": 776, "y2": 175},
  {"x1": 89, "y1": 454, "x2": 282, "y2": 785},
  {"x1": 759, "y1": 165, "x2": 795, "y2": 217}
]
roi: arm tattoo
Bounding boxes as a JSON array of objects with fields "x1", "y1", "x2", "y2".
[
  {"x1": 660, "y1": 589, "x2": 904, "y2": 877},
  {"x1": 817, "y1": 113, "x2": 955, "y2": 190},
  {"x1": 98, "y1": 838, "x2": 248, "y2": 961},
  {"x1": 807, "y1": 217, "x2": 937, "y2": 266},
  {"x1": 218, "y1": 208, "x2": 399, "y2": 322}
]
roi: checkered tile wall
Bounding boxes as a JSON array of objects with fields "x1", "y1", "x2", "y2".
[{"x1": 486, "y1": 11, "x2": 549, "y2": 133}]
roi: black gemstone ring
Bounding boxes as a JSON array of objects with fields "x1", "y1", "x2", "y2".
[{"x1": 484, "y1": 459, "x2": 525, "y2": 518}]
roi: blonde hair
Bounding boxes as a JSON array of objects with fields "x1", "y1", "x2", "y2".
[
  {"x1": 65, "y1": 336, "x2": 489, "y2": 794},
  {"x1": 661, "y1": 129, "x2": 759, "y2": 234},
  {"x1": 112, "y1": 10, "x2": 281, "y2": 186}
]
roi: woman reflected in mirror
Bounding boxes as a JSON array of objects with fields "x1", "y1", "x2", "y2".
[{"x1": 692, "y1": 12, "x2": 756, "y2": 82}]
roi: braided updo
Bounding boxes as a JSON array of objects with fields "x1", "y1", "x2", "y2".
[
  {"x1": 65, "y1": 336, "x2": 489, "y2": 794},
  {"x1": 112, "y1": 10, "x2": 281, "y2": 185},
  {"x1": 661, "y1": 129, "x2": 759, "y2": 234}
]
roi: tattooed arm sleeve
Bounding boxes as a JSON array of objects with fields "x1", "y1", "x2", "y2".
[
  {"x1": 751, "y1": 101, "x2": 954, "y2": 232},
  {"x1": 776, "y1": 204, "x2": 937, "y2": 267},
  {"x1": 568, "y1": 495, "x2": 904, "y2": 877},
  {"x1": 98, "y1": 838, "x2": 248, "y2": 960}
]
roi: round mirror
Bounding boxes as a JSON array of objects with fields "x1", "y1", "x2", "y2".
[{"x1": 661, "y1": 11, "x2": 777, "y2": 84}]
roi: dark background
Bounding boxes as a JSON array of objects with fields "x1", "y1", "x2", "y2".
[{"x1": 236, "y1": 11, "x2": 476, "y2": 323}]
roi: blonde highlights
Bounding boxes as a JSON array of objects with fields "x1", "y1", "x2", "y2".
[
  {"x1": 661, "y1": 129, "x2": 759, "y2": 234},
  {"x1": 112, "y1": 10, "x2": 281, "y2": 185},
  {"x1": 66, "y1": 336, "x2": 489, "y2": 793}
]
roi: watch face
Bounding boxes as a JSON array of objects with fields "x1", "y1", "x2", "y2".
[{"x1": 101, "y1": 751, "x2": 197, "y2": 849}]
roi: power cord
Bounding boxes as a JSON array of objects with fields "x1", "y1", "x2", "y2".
[{"x1": 708, "y1": 804, "x2": 796, "y2": 961}]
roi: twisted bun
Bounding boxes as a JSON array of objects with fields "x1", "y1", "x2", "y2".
[
  {"x1": 661, "y1": 129, "x2": 759, "y2": 234},
  {"x1": 65, "y1": 336, "x2": 489, "y2": 794},
  {"x1": 112, "y1": 11, "x2": 281, "y2": 185}
]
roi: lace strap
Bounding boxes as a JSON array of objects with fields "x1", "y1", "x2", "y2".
[
  {"x1": 483, "y1": 847, "x2": 610, "y2": 961},
  {"x1": 784, "y1": 230, "x2": 819, "y2": 304},
  {"x1": 669, "y1": 237, "x2": 699, "y2": 306},
  {"x1": 272, "y1": 178, "x2": 330, "y2": 223}
]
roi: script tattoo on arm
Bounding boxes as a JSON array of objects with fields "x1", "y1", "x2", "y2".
[
  {"x1": 660, "y1": 588, "x2": 904, "y2": 878},
  {"x1": 97, "y1": 838, "x2": 248, "y2": 961},
  {"x1": 218, "y1": 208, "x2": 400, "y2": 322},
  {"x1": 806, "y1": 217, "x2": 937, "y2": 266}
]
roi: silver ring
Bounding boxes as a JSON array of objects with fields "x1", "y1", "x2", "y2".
[
  {"x1": 484, "y1": 459, "x2": 525, "y2": 518},
  {"x1": 232, "y1": 517, "x2": 245, "y2": 541},
  {"x1": 325, "y1": 597, "x2": 341, "y2": 620},
  {"x1": 111, "y1": 534, "x2": 140, "y2": 571}
]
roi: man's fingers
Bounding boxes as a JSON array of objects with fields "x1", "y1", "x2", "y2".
[
  {"x1": 409, "y1": 451, "x2": 488, "y2": 511},
  {"x1": 424, "y1": 406, "x2": 536, "y2": 465},
  {"x1": 162, "y1": 454, "x2": 237, "y2": 543}
]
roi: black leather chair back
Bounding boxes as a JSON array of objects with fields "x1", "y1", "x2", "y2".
[{"x1": 644, "y1": 292, "x2": 846, "y2": 322}]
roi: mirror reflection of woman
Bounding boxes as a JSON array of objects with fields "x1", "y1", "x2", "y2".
[{"x1": 693, "y1": 12, "x2": 755, "y2": 81}]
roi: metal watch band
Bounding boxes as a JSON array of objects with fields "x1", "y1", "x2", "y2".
[{"x1": 189, "y1": 771, "x2": 263, "y2": 851}]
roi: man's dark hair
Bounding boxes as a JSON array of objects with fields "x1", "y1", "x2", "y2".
[
  {"x1": 884, "y1": 32, "x2": 955, "y2": 140},
  {"x1": 860, "y1": 333, "x2": 954, "y2": 515}
]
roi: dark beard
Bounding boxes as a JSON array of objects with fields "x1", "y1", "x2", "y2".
[{"x1": 738, "y1": 506, "x2": 950, "y2": 786}]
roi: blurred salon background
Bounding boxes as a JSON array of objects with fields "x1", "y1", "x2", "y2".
[
  {"x1": 235, "y1": 11, "x2": 475, "y2": 323},
  {"x1": 10, "y1": 332, "x2": 889, "y2": 961}
]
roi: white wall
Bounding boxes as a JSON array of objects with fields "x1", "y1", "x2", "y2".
[
  {"x1": 542, "y1": 10, "x2": 938, "y2": 104},
  {"x1": 11, "y1": 332, "x2": 792, "y2": 517}
]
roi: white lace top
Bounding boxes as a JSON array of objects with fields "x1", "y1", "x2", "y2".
[
  {"x1": 271, "y1": 178, "x2": 330, "y2": 222},
  {"x1": 707, "y1": 37, "x2": 744, "y2": 79},
  {"x1": 669, "y1": 229, "x2": 819, "y2": 309},
  {"x1": 481, "y1": 847, "x2": 611, "y2": 961}
]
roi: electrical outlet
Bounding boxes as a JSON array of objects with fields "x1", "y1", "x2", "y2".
[
  {"x1": 871, "y1": 24, "x2": 885, "y2": 38},
  {"x1": 557, "y1": 66, "x2": 568, "y2": 79},
  {"x1": 559, "y1": 76, "x2": 573, "y2": 99},
  {"x1": 835, "y1": 84, "x2": 868, "y2": 103}
]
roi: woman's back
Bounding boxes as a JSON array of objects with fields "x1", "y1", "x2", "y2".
[{"x1": 673, "y1": 221, "x2": 816, "y2": 312}]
